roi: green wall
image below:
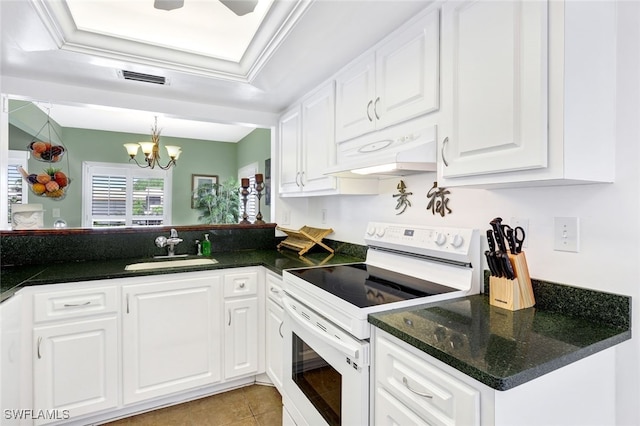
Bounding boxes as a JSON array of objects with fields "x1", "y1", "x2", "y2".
[
  {"x1": 237, "y1": 128, "x2": 271, "y2": 223},
  {"x1": 8, "y1": 101, "x2": 271, "y2": 227}
]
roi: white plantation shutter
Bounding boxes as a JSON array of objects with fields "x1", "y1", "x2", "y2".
[
  {"x1": 238, "y1": 163, "x2": 258, "y2": 222},
  {"x1": 83, "y1": 162, "x2": 171, "y2": 227},
  {"x1": 7, "y1": 151, "x2": 28, "y2": 226}
]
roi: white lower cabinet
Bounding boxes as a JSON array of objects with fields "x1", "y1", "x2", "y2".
[
  {"x1": 374, "y1": 329, "x2": 479, "y2": 426},
  {"x1": 20, "y1": 267, "x2": 268, "y2": 425},
  {"x1": 122, "y1": 273, "x2": 222, "y2": 404},
  {"x1": 33, "y1": 316, "x2": 119, "y2": 424},
  {"x1": 223, "y1": 268, "x2": 260, "y2": 380},
  {"x1": 224, "y1": 297, "x2": 258, "y2": 379},
  {"x1": 373, "y1": 328, "x2": 617, "y2": 426},
  {"x1": 265, "y1": 272, "x2": 284, "y2": 392}
]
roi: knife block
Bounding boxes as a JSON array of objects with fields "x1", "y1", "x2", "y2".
[{"x1": 489, "y1": 252, "x2": 535, "y2": 311}]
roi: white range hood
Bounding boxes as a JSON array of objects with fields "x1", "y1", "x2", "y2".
[{"x1": 324, "y1": 120, "x2": 438, "y2": 178}]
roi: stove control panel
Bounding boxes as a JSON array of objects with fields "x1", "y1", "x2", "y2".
[{"x1": 365, "y1": 222, "x2": 478, "y2": 261}]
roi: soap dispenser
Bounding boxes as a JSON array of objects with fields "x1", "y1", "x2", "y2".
[{"x1": 202, "y1": 234, "x2": 211, "y2": 256}]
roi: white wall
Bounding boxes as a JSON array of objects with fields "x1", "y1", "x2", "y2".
[{"x1": 277, "y1": 2, "x2": 640, "y2": 424}]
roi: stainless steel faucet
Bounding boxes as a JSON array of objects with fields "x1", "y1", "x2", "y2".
[{"x1": 155, "y1": 228, "x2": 183, "y2": 256}]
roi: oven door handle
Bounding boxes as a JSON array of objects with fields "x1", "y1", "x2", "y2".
[{"x1": 283, "y1": 298, "x2": 361, "y2": 360}]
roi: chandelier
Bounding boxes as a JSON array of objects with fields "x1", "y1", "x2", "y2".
[{"x1": 123, "y1": 117, "x2": 181, "y2": 170}]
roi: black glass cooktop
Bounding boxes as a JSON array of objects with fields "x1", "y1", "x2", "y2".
[{"x1": 289, "y1": 263, "x2": 458, "y2": 308}]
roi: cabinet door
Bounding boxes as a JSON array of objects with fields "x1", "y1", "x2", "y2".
[
  {"x1": 122, "y1": 276, "x2": 221, "y2": 404},
  {"x1": 266, "y1": 299, "x2": 284, "y2": 392},
  {"x1": 440, "y1": 0, "x2": 548, "y2": 178},
  {"x1": 335, "y1": 53, "x2": 376, "y2": 142},
  {"x1": 301, "y1": 83, "x2": 337, "y2": 193},
  {"x1": 375, "y1": 8, "x2": 440, "y2": 130},
  {"x1": 224, "y1": 297, "x2": 258, "y2": 379},
  {"x1": 278, "y1": 106, "x2": 303, "y2": 194},
  {"x1": 33, "y1": 317, "x2": 118, "y2": 424}
]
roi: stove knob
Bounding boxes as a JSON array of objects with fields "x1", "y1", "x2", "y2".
[
  {"x1": 366, "y1": 226, "x2": 376, "y2": 236},
  {"x1": 451, "y1": 234, "x2": 464, "y2": 248},
  {"x1": 434, "y1": 232, "x2": 447, "y2": 246},
  {"x1": 375, "y1": 227, "x2": 386, "y2": 238}
]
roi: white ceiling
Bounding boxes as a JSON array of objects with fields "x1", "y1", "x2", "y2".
[{"x1": 1, "y1": 0, "x2": 430, "y2": 142}]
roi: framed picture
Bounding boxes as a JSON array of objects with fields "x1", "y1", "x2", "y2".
[{"x1": 191, "y1": 174, "x2": 218, "y2": 208}]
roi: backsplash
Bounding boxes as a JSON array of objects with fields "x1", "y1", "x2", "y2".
[
  {"x1": 1, "y1": 224, "x2": 279, "y2": 266},
  {"x1": 483, "y1": 270, "x2": 631, "y2": 330}
]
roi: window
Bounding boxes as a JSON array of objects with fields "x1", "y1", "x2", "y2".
[
  {"x1": 83, "y1": 162, "x2": 172, "y2": 227},
  {"x1": 238, "y1": 162, "x2": 258, "y2": 223},
  {"x1": 7, "y1": 150, "x2": 28, "y2": 226}
]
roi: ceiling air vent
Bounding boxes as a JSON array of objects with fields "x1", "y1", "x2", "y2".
[{"x1": 118, "y1": 70, "x2": 169, "y2": 85}]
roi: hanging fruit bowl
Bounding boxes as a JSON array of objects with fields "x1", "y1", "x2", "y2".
[
  {"x1": 27, "y1": 141, "x2": 66, "y2": 163},
  {"x1": 18, "y1": 166, "x2": 71, "y2": 200}
]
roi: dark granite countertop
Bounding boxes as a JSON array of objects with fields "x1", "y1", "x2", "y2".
[
  {"x1": 369, "y1": 294, "x2": 631, "y2": 391},
  {"x1": 0, "y1": 249, "x2": 361, "y2": 302}
]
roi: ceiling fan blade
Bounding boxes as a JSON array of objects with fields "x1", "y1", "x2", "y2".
[
  {"x1": 154, "y1": 0, "x2": 185, "y2": 11},
  {"x1": 219, "y1": 0, "x2": 258, "y2": 16}
]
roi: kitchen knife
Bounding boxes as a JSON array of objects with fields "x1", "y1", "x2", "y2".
[
  {"x1": 489, "y1": 222, "x2": 515, "y2": 279},
  {"x1": 485, "y1": 250, "x2": 497, "y2": 276},
  {"x1": 490, "y1": 218, "x2": 508, "y2": 253},
  {"x1": 504, "y1": 226, "x2": 517, "y2": 255},
  {"x1": 486, "y1": 229, "x2": 503, "y2": 277}
]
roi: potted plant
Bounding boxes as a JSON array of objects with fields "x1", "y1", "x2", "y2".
[{"x1": 192, "y1": 177, "x2": 240, "y2": 224}]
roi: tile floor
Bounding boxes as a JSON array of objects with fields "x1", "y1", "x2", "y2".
[{"x1": 102, "y1": 385, "x2": 282, "y2": 426}]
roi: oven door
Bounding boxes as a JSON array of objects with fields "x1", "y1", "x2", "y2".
[{"x1": 282, "y1": 295, "x2": 369, "y2": 426}]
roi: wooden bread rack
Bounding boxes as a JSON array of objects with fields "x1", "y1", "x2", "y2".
[{"x1": 276, "y1": 226, "x2": 334, "y2": 256}]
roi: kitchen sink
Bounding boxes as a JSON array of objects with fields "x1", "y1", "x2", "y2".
[{"x1": 125, "y1": 258, "x2": 218, "y2": 271}]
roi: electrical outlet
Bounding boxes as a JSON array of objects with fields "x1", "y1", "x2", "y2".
[
  {"x1": 282, "y1": 210, "x2": 290, "y2": 225},
  {"x1": 510, "y1": 217, "x2": 529, "y2": 248},
  {"x1": 554, "y1": 217, "x2": 580, "y2": 252},
  {"x1": 321, "y1": 209, "x2": 327, "y2": 224}
]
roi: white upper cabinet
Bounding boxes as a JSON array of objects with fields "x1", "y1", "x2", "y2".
[
  {"x1": 300, "y1": 83, "x2": 338, "y2": 193},
  {"x1": 278, "y1": 106, "x2": 302, "y2": 194},
  {"x1": 438, "y1": 0, "x2": 616, "y2": 187},
  {"x1": 335, "y1": 9, "x2": 440, "y2": 143},
  {"x1": 278, "y1": 85, "x2": 335, "y2": 196},
  {"x1": 439, "y1": 0, "x2": 548, "y2": 178},
  {"x1": 279, "y1": 82, "x2": 377, "y2": 196}
]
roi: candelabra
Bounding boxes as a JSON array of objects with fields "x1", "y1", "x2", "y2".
[
  {"x1": 240, "y1": 178, "x2": 251, "y2": 224},
  {"x1": 253, "y1": 174, "x2": 265, "y2": 225}
]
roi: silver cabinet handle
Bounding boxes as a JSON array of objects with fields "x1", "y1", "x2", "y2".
[
  {"x1": 442, "y1": 137, "x2": 449, "y2": 167},
  {"x1": 278, "y1": 322, "x2": 284, "y2": 338},
  {"x1": 300, "y1": 171, "x2": 305, "y2": 187},
  {"x1": 239, "y1": 282, "x2": 245, "y2": 289},
  {"x1": 295, "y1": 172, "x2": 301, "y2": 187},
  {"x1": 126, "y1": 294, "x2": 130, "y2": 314},
  {"x1": 228, "y1": 309, "x2": 232, "y2": 326},
  {"x1": 63, "y1": 301, "x2": 91, "y2": 307},
  {"x1": 366, "y1": 100, "x2": 374, "y2": 122},
  {"x1": 403, "y1": 377, "x2": 433, "y2": 398},
  {"x1": 270, "y1": 287, "x2": 280, "y2": 294},
  {"x1": 37, "y1": 336, "x2": 42, "y2": 359},
  {"x1": 374, "y1": 97, "x2": 380, "y2": 120}
]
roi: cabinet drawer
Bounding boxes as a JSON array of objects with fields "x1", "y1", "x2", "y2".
[
  {"x1": 224, "y1": 271, "x2": 258, "y2": 298},
  {"x1": 375, "y1": 333, "x2": 479, "y2": 426},
  {"x1": 33, "y1": 286, "x2": 118, "y2": 323},
  {"x1": 266, "y1": 272, "x2": 283, "y2": 306}
]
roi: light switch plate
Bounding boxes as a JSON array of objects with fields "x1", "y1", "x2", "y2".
[{"x1": 554, "y1": 217, "x2": 579, "y2": 252}]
